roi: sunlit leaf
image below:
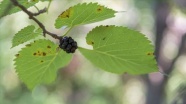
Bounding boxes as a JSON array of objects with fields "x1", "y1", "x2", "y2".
[
  {"x1": 55, "y1": 3, "x2": 116, "y2": 28},
  {"x1": 79, "y1": 25, "x2": 158, "y2": 74},
  {"x1": 14, "y1": 39, "x2": 72, "y2": 89},
  {"x1": 12, "y1": 25, "x2": 42, "y2": 48}
]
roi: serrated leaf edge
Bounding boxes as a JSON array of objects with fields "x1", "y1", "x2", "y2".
[
  {"x1": 11, "y1": 25, "x2": 42, "y2": 48},
  {"x1": 85, "y1": 25, "x2": 154, "y2": 50},
  {"x1": 55, "y1": 2, "x2": 117, "y2": 28},
  {"x1": 13, "y1": 39, "x2": 56, "y2": 88},
  {"x1": 79, "y1": 25, "x2": 158, "y2": 74},
  {"x1": 13, "y1": 39, "x2": 49, "y2": 63}
]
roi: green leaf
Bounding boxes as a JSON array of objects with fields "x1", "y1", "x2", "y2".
[
  {"x1": 14, "y1": 39, "x2": 72, "y2": 89},
  {"x1": 11, "y1": 25, "x2": 42, "y2": 48},
  {"x1": 79, "y1": 26, "x2": 158, "y2": 74},
  {"x1": 39, "y1": 0, "x2": 52, "y2": 1},
  {"x1": 0, "y1": 0, "x2": 48, "y2": 18},
  {"x1": 55, "y1": 3, "x2": 116, "y2": 28}
]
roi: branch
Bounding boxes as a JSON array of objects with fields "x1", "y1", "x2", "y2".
[
  {"x1": 32, "y1": 7, "x2": 47, "y2": 16},
  {"x1": 10, "y1": 0, "x2": 61, "y2": 39}
]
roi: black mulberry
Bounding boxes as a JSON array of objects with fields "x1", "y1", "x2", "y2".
[{"x1": 59, "y1": 36, "x2": 78, "y2": 53}]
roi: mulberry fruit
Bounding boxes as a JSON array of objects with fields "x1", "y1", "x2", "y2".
[{"x1": 59, "y1": 36, "x2": 78, "y2": 53}]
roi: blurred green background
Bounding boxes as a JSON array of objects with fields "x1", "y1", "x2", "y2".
[{"x1": 1, "y1": 0, "x2": 186, "y2": 104}]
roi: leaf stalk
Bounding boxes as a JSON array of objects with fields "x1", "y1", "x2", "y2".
[{"x1": 10, "y1": 0, "x2": 61, "y2": 40}]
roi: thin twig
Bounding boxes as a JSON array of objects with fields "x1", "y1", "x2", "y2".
[
  {"x1": 34, "y1": 5, "x2": 40, "y2": 12},
  {"x1": 10, "y1": 0, "x2": 61, "y2": 39},
  {"x1": 47, "y1": 0, "x2": 52, "y2": 13},
  {"x1": 32, "y1": 7, "x2": 47, "y2": 16}
]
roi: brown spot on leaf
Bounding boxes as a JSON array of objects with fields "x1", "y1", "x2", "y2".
[
  {"x1": 40, "y1": 60, "x2": 44, "y2": 63},
  {"x1": 105, "y1": 25, "x2": 110, "y2": 27},
  {"x1": 66, "y1": 15, "x2": 69, "y2": 18},
  {"x1": 47, "y1": 45, "x2": 51, "y2": 48},
  {"x1": 87, "y1": 40, "x2": 95, "y2": 45},
  {"x1": 42, "y1": 52, "x2": 46, "y2": 56},
  {"x1": 147, "y1": 52, "x2": 154, "y2": 56},
  {"x1": 26, "y1": 44, "x2": 31, "y2": 47},
  {"x1": 33, "y1": 53, "x2": 37, "y2": 56},
  {"x1": 59, "y1": 7, "x2": 72, "y2": 18},
  {"x1": 15, "y1": 54, "x2": 19, "y2": 57},
  {"x1": 97, "y1": 6, "x2": 103, "y2": 12}
]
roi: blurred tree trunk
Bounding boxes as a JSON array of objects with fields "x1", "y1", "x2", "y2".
[
  {"x1": 183, "y1": 94, "x2": 186, "y2": 104},
  {"x1": 145, "y1": 0, "x2": 186, "y2": 103},
  {"x1": 145, "y1": 1, "x2": 170, "y2": 104}
]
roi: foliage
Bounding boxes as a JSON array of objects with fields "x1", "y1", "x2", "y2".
[
  {"x1": 79, "y1": 26, "x2": 157, "y2": 74},
  {"x1": 55, "y1": 3, "x2": 116, "y2": 28},
  {"x1": 0, "y1": 0, "x2": 37, "y2": 18},
  {"x1": 11, "y1": 25, "x2": 42, "y2": 48},
  {"x1": 0, "y1": 0, "x2": 157, "y2": 89},
  {"x1": 14, "y1": 40, "x2": 72, "y2": 89}
]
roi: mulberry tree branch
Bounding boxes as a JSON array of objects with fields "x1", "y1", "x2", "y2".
[
  {"x1": 32, "y1": 7, "x2": 47, "y2": 16},
  {"x1": 10, "y1": 0, "x2": 61, "y2": 39}
]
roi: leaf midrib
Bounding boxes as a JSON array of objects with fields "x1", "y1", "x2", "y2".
[
  {"x1": 38, "y1": 52, "x2": 59, "y2": 82},
  {"x1": 94, "y1": 49, "x2": 143, "y2": 66}
]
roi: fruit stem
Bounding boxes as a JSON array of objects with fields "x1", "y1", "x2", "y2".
[
  {"x1": 34, "y1": 5, "x2": 40, "y2": 12},
  {"x1": 47, "y1": 0, "x2": 52, "y2": 13}
]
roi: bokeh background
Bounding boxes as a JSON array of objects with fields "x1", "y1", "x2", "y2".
[{"x1": 0, "y1": 0, "x2": 186, "y2": 104}]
